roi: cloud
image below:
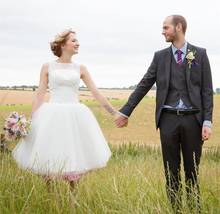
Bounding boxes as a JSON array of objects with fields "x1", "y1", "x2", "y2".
[{"x1": 0, "y1": 0, "x2": 220, "y2": 88}]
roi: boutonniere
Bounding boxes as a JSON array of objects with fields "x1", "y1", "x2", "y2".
[{"x1": 186, "y1": 49, "x2": 198, "y2": 69}]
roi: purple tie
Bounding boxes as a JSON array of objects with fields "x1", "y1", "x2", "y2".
[{"x1": 176, "y1": 49, "x2": 183, "y2": 65}]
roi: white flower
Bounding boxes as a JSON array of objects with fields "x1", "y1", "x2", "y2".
[
  {"x1": 186, "y1": 49, "x2": 197, "y2": 69},
  {"x1": 186, "y1": 51, "x2": 195, "y2": 60}
]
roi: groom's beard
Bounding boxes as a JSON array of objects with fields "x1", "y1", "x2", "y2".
[
  {"x1": 165, "y1": 35, "x2": 177, "y2": 43},
  {"x1": 165, "y1": 30, "x2": 178, "y2": 43}
]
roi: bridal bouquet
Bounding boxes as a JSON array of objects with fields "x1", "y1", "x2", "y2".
[{"x1": 3, "y1": 112, "x2": 30, "y2": 141}]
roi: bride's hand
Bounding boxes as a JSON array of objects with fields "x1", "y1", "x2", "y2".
[{"x1": 114, "y1": 112, "x2": 128, "y2": 128}]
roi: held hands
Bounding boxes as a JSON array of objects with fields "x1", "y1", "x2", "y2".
[
  {"x1": 113, "y1": 111, "x2": 212, "y2": 138},
  {"x1": 114, "y1": 112, "x2": 128, "y2": 128},
  {"x1": 202, "y1": 126, "x2": 211, "y2": 141}
]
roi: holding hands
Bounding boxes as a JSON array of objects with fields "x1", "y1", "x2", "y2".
[{"x1": 114, "y1": 112, "x2": 128, "y2": 128}]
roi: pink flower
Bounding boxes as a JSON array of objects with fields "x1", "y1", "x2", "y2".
[{"x1": 3, "y1": 112, "x2": 30, "y2": 141}]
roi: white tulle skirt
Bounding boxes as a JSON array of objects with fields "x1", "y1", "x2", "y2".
[{"x1": 12, "y1": 102, "x2": 111, "y2": 179}]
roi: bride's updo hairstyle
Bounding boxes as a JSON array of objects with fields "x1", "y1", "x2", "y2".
[{"x1": 50, "y1": 29, "x2": 75, "y2": 57}]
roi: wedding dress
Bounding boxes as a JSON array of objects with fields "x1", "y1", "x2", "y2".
[{"x1": 12, "y1": 61, "x2": 111, "y2": 180}]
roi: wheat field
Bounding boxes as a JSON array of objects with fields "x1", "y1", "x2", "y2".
[{"x1": 0, "y1": 92, "x2": 219, "y2": 213}]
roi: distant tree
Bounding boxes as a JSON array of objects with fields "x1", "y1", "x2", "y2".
[
  {"x1": 128, "y1": 85, "x2": 137, "y2": 90},
  {"x1": 127, "y1": 84, "x2": 156, "y2": 90},
  {"x1": 216, "y1": 88, "x2": 220, "y2": 94}
]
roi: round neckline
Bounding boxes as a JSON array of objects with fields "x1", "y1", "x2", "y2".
[{"x1": 54, "y1": 60, "x2": 73, "y2": 65}]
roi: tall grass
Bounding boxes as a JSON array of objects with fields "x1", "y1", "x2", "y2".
[
  {"x1": 0, "y1": 96, "x2": 219, "y2": 213},
  {"x1": 0, "y1": 144, "x2": 219, "y2": 213}
]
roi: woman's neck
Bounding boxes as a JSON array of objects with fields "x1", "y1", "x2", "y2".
[{"x1": 57, "y1": 54, "x2": 73, "y2": 63}]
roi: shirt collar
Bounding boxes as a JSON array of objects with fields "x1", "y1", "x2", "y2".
[{"x1": 171, "y1": 41, "x2": 187, "y2": 55}]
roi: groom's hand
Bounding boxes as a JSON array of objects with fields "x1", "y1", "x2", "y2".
[
  {"x1": 114, "y1": 114, "x2": 128, "y2": 128},
  {"x1": 202, "y1": 126, "x2": 212, "y2": 141}
]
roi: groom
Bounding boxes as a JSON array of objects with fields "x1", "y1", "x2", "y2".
[{"x1": 115, "y1": 15, "x2": 213, "y2": 211}]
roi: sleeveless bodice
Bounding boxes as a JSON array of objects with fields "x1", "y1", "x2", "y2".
[
  {"x1": 48, "y1": 61, "x2": 80, "y2": 103},
  {"x1": 13, "y1": 61, "x2": 111, "y2": 176}
]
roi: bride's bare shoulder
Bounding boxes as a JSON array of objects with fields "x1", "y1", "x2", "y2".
[
  {"x1": 80, "y1": 64, "x2": 87, "y2": 71},
  {"x1": 79, "y1": 64, "x2": 89, "y2": 77},
  {"x1": 40, "y1": 63, "x2": 49, "y2": 75}
]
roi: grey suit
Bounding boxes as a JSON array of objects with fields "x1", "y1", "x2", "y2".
[
  {"x1": 120, "y1": 43, "x2": 213, "y2": 128},
  {"x1": 119, "y1": 43, "x2": 213, "y2": 210}
]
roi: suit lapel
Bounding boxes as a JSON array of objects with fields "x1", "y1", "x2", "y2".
[
  {"x1": 164, "y1": 47, "x2": 172, "y2": 88},
  {"x1": 185, "y1": 43, "x2": 192, "y2": 90}
]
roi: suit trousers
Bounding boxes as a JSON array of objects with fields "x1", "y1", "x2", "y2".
[{"x1": 159, "y1": 111, "x2": 203, "y2": 211}]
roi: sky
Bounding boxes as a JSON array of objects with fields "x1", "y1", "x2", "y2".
[{"x1": 1, "y1": 0, "x2": 220, "y2": 90}]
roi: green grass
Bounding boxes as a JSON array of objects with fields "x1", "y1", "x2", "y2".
[
  {"x1": 2, "y1": 95, "x2": 219, "y2": 146},
  {"x1": 0, "y1": 96, "x2": 220, "y2": 213},
  {"x1": 0, "y1": 144, "x2": 219, "y2": 213}
]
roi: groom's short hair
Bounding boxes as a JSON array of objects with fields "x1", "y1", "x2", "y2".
[{"x1": 171, "y1": 15, "x2": 187, "y2": 34}]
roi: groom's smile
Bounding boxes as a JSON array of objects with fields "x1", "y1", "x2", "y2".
[{"x1": 162, "y1": 16, "x2": 177, "y2": 43}]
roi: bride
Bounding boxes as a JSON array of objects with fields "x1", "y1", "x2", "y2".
[{"x1": 12, "y1": 29, "x2": 117, "y2": 186}]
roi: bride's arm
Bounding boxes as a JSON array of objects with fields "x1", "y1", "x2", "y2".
[
  {"x1": 80, "y1": 65, "x2": 117, "y2": 116},
  {"x1": 31, "y1": 63, "x2": 49, "y2": 117}
]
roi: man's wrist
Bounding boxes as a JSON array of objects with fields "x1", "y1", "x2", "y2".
[
  {"x1": 203, "y1": 120, "x2": 212, "y2": 128},
  {"x1": 117, "y1": 111, "x2": 129, "y2": 118}
]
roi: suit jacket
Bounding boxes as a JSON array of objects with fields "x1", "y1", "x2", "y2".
[{"x1": 119, "y1": 43, "x2": 213, "y2": 128}]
